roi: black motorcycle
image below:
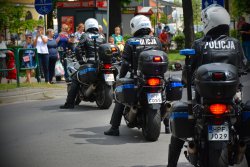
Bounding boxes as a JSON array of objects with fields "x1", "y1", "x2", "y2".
[
  {"x1": 68, "y1": 36, "x2": 119, "y2": 109},
  {"x1": 114, "y1": 41, "x2": 183, "y2": 141},
  {"x1": 169, "y1": 49, "x2": 250, "y2": 167}
]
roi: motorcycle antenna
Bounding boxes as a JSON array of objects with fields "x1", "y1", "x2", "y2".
[
  {"x1": 91, "y1": 35, "x2": 99, "y2": 62},
  {"x1": 128, "y1": 40, "x2": 140, "y2": 79},
  {"x1": 180, "y1": 49, "x2": 196, "y2": 118}
]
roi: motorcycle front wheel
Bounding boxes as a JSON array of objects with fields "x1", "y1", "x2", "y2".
[
  {"x1": 142, "y1": 108, "x2": 161, "y2": 142},
  {"x1": 95, "y1": 83, "x2": 113, "y2": 109}
]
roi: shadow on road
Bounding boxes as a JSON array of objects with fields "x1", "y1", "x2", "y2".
[
  {"x1": 119, "y1": 162, "x2": 192, "y2": 167},
  {"x1": 40, "y1": 103, "x2": 99, "y2": 112},
  {"x1": 68, "y1": 125, "x2": 150, "y2": 145}
]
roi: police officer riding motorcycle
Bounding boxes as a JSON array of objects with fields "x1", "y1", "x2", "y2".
[
  {"x1": 167, "y1": 5, "x2": 249, "y2": 167},
  {"x1": 104, "y1": 15, "x2": 166, "y2": 139},
  {"x1": 60, "y1": 18, "x2": 105, "y2": 109}
]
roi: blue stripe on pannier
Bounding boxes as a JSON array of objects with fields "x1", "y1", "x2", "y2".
[
  {"x1": 170, "y1": 112, "x2": 188, "y2": 119},
  {"x1": 242, "y1": 111, "x2": 250, "y2": 122},
  {"x1": 115, "y1": 84, "x2": 135, "y2": 93},
  {"x1": 170, "y1": 82, "x2": 183, "y2": 88},
  {"x1": 79, "y1": 68, "x2": 96, "y2": 75}
]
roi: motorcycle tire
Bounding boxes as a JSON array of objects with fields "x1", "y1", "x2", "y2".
[
  {"x1": 95, "y1": 84, "x2": 112, "y2": 109},
  {"x1": 207, "y1": 142, "x2": 228, "y2": 167},
  {"x1": 142, "y1": 108, "x2": 161, "y2": 141}
]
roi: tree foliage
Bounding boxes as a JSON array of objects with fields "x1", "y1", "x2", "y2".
[
  {"x1": 192, "y1": 0, "x2": 201, "y2": 26},
  {"x1": 0, "y1": 1, "x2": 43, "y2": 34},
  {"x1": 231, "y1": 0, "x2": 250, "y2": 18},
  {"x1": 160, "y1": 13, "x2": 168, "y2": 24}
]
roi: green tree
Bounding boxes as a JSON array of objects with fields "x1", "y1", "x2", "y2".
[
  {"x1": 0, "y1": 1, "x2": 43, "y2": 35},
  {"x1": 150, "y1": 13, "x2": 157, "y2": 27},
  {"x1": 160, "y1": 13, "x2": 168, "y2": 24},
  {"x1": 192, "y1": 0, "x2": 201, "y2": 27},
  {"x1": 231, "y1": 0, "x2": 250, "y2": 19}
]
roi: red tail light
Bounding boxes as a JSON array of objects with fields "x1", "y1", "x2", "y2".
[
  {"x1": 209, "y1": 104, "x2": 228, "y2": 115},
  {"x1": 111, "y1": 47, "x2": 117, "y2": 52},
  {"x1": 212, "y1": 72, "x2": 225, "y2": 81},
  {"x1": 147, "y1": 78, "x2": 161, "y2": 86},
  {"x1": 103, "y1": 63, "x2": 112, "y2": 69},
  {"x1": 153, "y1": 56, "x2": 162, "y2": 62}
]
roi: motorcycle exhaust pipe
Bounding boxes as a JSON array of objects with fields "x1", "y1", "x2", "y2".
[
  {"x1": 84, "y1": 84, "x2": 96, "y2": 97},
  {"x1": 187, "y1": 142, "x2": 198, "y2": 165},
  {"x1": 162, "y1": 102, "x2": 172, "y2": 120},
  {"x1": 236, "y1": 141, "x2": 246, "y2": 164},
  {"x1": 127, "y1": 106, "x2": 137, "y2": 123}
]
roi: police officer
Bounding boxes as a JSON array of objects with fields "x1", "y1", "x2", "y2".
[
  {"x1": 104, "y1": 15, "x2": 162, "y2": 136},
  {"x1": 167, "y1": 5, "x2": 248, "y2": 167},
  {"x1": 60, "y1": 18, "x2": 105, "y2": 109}
]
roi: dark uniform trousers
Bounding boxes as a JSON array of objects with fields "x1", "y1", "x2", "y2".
[{"x1": 110, "y1": 102, "x2": 125, "y2": 127}]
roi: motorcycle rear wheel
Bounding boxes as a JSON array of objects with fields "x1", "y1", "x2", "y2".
[
  {"x1": 95, "y1": 84, "x2": 112, "y2": 109},
  {"x1": 205, "y1": 142, "x2": 228, "y2": 167},
  {"x1": 142, "y1": 108, "x2": 161, "y2": 141}
]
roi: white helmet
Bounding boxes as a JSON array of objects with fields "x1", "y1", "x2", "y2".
[
  {"x1": 201, "y1": 4, "x2": 230, "y2": 35},
  {"x1": 85, "y1": 18, "x2": 99, "y2": 31},
  {"x1": 130, "y1": 15, "x2": 152, "y2": 35}
]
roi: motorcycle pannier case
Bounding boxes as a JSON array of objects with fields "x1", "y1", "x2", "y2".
[
  {"x1": 77, "y1": 64, "x2": 97, "y2": 83},
  {"x1": 170, "y1": 102, "x2": 195, "y2": 138},
  {"x1": 166, "y1": 76, "x2": 183, "y2": 101},
  {"x1": 98, "y1": 44, "x2": 119, "y2": 63},
  {"x1": 240, "y1": 100, "x2": 250, "y2": 138},
  {"x1": 114, "y1": 78, "x2": 137, "y2": 105},
  {"x1": 138, "y1": 50, "x2": 168, "y2": 76},
  {"x1": 195, "y1": 63, "x2": 239, "y2": 100}
]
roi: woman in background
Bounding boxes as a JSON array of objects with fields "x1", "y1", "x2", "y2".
[
  {"x1": 33, "y1": 26, "x2": 50, "y2": 84},
  {"x1": 47, "y1": 29, "x2": 59, "y2": 84}
]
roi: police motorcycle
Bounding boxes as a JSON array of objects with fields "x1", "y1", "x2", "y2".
[
  {"x1": 67, "y1": 35, "x2": 119, "y2": 109},
  {"x1": 169, "y1": 49, "x2": 250, "y2": 167},
  {"x1": 114, "y1": 41, "x2": 183, "y2": 141}
]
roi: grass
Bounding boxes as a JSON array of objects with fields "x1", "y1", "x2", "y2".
[
  {"x1": 168, "y1": 52, "x2": 185, "y2": 63},
  {"x1": 0, "y1": 82, "x2": 65, "y2": 91}
]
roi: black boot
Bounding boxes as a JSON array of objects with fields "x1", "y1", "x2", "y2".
[
  {"x1": 60, "y1": 103, "x2": 74, "y2": 109},
  {"x1": 167, "y1": 136, "x2": 185, "y2": 167},
  {"x1": 104, "y1": 126, "x2": 119, "y2": 136}
]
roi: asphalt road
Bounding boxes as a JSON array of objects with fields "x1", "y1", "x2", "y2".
[{"x1": 0, "y1": 73, "x2": 249, "y2": 167}]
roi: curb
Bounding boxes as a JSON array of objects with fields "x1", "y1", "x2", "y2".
[{"x1": 0, "y1": 88, "x2": 67, "y2": 104}]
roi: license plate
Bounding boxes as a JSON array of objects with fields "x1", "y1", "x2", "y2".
[
  {"x1": 208, "y1": 125, "x2": 229, "y2": 141},
  {"x1": 147, "y1": 93, "x2": 162, "y2": 104},
  {"x1": 104, "y1": 74, "x2": 115, "y2": 82}
]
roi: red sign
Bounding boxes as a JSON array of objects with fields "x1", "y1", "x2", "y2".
[
  {"x1": 57, "y1": 0, "x2": 107, "y2": 8},
  {"x1": 61, "y1": 16, "x2": 75, "y2": 34}
]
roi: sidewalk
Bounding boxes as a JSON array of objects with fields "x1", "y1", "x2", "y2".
[{"x1": 0, "y1": 77, "x2": 67, "y2": 104}]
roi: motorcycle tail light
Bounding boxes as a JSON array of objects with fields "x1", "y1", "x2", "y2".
[
  {"x1": 111, "y1": 47, "x2": 117, "y2": 53},
  {"x1": 147, "y1": 78, "x2": 161, "y2": 86},
  {"x1": 209, "y1": 104, "x2": 228, "y2": 115},
  {"x1": 103, "y1": 63, "x2": 112, "y2": 69},
  {"x1": 212, "y1": 72, "x2": 225, "y2": 81},
  {"x1": 153, "y1": 56, "x2": 162, "y2": 62}
]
